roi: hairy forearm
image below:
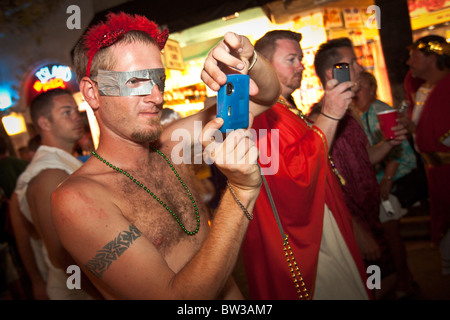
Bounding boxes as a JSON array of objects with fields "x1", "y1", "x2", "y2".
[{"x1": 248, "y1": 53, "x2": 281, "y2": 107}]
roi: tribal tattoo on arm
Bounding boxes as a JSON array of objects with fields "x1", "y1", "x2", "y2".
[{"x1": 86, "y1": 225, "x2": 142, "y2": 278}]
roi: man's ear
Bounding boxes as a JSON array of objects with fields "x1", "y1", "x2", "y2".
[
  {"x1": 37, "y1": 116, "x2": 51, "y2": 132},
  {"x1": 79, "y1": 77, "x2": 100, "y2": 111}
]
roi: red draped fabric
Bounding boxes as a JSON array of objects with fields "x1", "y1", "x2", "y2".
[
  {"x1": 414, "y1": 73, "x2": 450, "y2": 243},
  {"x1": 242, "y1": 101, "x2": 370, "y2": 299}
]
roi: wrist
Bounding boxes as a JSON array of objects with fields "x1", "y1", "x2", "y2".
[
  {"x1": 382, "y1": 175, "x2": 393, "y2": 181},
  {"x1": 247, "y1": 50, "x2": 258, "y2": 72},
  {"x1": 226, "y1": 180, "x2": 261, "y2": 201},
  {"x1": 226, "y1": 182, "x2": 253, "y2": 220},
  {"x1": 320, "y1": 111, "x2": 342, "y2": 121},
  {"x1": 384, "y1": 138, "x2": 393, "y2": 145}
]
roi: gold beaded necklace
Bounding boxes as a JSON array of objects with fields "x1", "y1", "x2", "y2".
[
  {"x1": 265, "y1": 96, "x2": 348, "y2": 299},
  {"x1": 92, "y1": 147, "x2": 200, "y2": 235},
  {"x1": 261, "y1": 166, "x2": 310, "y2": 299},
  {"x1": 257, "y1": 97, "x2": 314, "y2": 299}
]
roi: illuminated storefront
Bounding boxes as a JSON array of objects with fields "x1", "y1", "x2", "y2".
[
  {"x1": 164, "y1": 7, "x2": 286, "y2": 117},
  {"x1": 289, "y1": 3, "x2": 392, "y2": 112},
  {"x1": 3, "y1": 0, "x2": 449, "y2": 153},
  {"x1": 162, "y1": 1, "x2": 391, "y2": 116},
  {"x1": 409, "y1": 0, "x2": 450, "y2": 40},
  {"x1": 161, "y1": 0, "x2": 449, "y2": 116}
]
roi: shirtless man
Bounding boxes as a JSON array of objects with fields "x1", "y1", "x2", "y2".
[{"x1": 51, "y1": 12, "x2": 280, "y2": 299}]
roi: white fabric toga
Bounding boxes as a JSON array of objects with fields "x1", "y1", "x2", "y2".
[{"x1": 313, "y1": 204, "x2": 369, "y2": 300}]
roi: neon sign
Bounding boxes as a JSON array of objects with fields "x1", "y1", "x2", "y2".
[
  {"x1": 27, "y1": 63, "x2": 79, "y2": 105},
  {"x1": 33, "y1": 78, "x2": 66, "y2": 92},
  {"x1": 35, "y1": 65, "x2": 72, "y2": 83},
  {"x1": 32, "y1": 65, "x2": 74, "y2": 93}
]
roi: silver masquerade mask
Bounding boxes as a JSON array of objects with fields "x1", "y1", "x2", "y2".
[{"x1": 96, "y1": 68, "x2": 166, "y2": 96}]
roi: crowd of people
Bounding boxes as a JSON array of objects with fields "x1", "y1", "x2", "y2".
[{"x1": 0, "y1": 11, "x2": 448, "y2": 300}]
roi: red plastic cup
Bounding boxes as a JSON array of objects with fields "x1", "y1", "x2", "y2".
[{"x1": 376, "y1": 109, "x2": 398, "y2": 140}]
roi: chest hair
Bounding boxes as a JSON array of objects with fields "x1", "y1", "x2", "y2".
[{"x1": 111, "y1": 154, "x2": 210, "y2": 257}]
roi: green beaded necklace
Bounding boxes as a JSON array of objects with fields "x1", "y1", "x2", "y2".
[{"x1": 91, "y1": 147, "x2": 200, "y2": 236}]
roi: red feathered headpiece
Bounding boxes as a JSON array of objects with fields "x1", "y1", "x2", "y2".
[{"x1": 83, "y1": 12, "x2": 169, "y2": 77}]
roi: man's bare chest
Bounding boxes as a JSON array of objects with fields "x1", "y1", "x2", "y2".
[{"x1": 108, "y1": 159, "x2": 210, "y2": 258}]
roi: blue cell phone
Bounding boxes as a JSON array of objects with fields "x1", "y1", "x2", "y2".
[{"x1": 217, "y1": 74, "x2": 249, "y2": 133}]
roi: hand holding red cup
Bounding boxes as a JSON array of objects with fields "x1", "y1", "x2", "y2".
[{"x1": 376, "y1": 109, "x2": 399, "y2": 140}]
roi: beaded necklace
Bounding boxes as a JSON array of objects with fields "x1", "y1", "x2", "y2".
[
  {"x1": 92, "y1": 147, "x2": 200, "y2": 235},
  {"x1": 277, "y1": 96, "x2": 346, "y2": 186}
]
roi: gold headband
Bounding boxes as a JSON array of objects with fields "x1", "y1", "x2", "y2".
[{"x1": 413, "y1": 40, "x2": 450, "y2": 56}]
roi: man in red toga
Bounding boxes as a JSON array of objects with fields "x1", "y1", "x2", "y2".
[
  {"x1": 241, "y1": 30, "x2": 371, "y2": 299},
  {"x1": 401, "y1": 35, "x2": 450, "y2": 275}
]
